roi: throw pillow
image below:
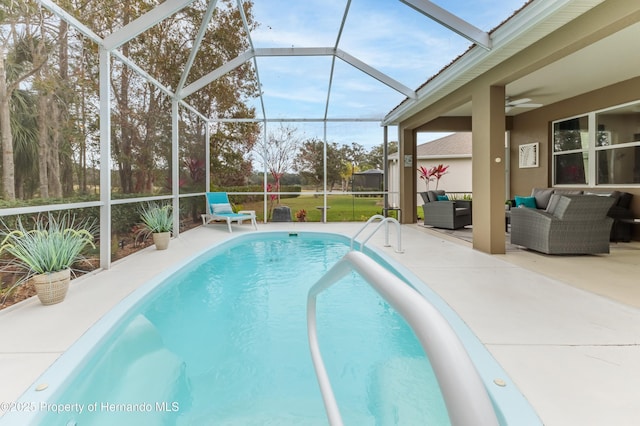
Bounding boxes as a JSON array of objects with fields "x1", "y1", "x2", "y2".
[
  {"x1": 211, "y1": 203, "x2": 234, "y2": 214},
  {"x1": 514, "y1": 195, "x2": 537, "y2": 209},
  {"x1": 531, "y1": 188, "x2": 554, "y2": 209},
  {"x1": 437, "y1": 195, "x2": 449, "y2": 201},
  {"x1": 545, "y1": 194, "x2": 562, "y2": 214}
]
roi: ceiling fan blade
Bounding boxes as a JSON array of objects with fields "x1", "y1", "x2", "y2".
[
  {"x1": 514, "y1": 102, "x2": 543, "y2": 108},
  {"x1": 507, "y1": 97, "x2": 532, "y2": 106}
]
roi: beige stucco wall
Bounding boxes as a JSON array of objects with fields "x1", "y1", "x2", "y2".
[
  {"x1": 389, "y1": 156, "x2": 472, "y2": 208},
  {"x1": 509, "y1": 76, "x2": 640, "y2": 207}
]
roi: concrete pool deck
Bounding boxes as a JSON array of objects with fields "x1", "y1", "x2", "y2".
[{"x1": 1, "y1": 222, "x2": 639, "y2": 425}]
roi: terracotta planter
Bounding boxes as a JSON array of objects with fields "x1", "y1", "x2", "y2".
[
  {"x1": 32, "y1": 269, "x2": 71, "y2": 305},
  {"x1": 152, "y1": 232, "x2": 171, "y2": 250}
]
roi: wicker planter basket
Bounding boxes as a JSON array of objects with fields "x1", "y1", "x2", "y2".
[
  {"x1": 32, "y1": 269, "x2": 71, "y2": 305},
  {"x1": 152, "y1": 232, "x2": 171, "y2": 250}
]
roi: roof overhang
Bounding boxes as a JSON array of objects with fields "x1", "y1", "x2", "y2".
[{"x1": 382, "y1": 0, "x2": 608, "y2": 126}]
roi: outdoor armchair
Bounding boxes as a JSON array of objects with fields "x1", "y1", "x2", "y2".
[{"x1": 420, "y1": 190, "x2": 472, "y2": 230}]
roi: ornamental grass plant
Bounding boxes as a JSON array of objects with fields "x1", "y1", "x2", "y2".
[
  {"x1": 0, "y1": 213, "x2": 97, "y2": 290},
  {"x1": 135, "y1": 203, "x2": 173, "y2": 243}
]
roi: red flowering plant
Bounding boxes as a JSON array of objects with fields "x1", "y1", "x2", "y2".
[
  {"x1": 418, "y1": 166, "x2": 434, "y2": 190},
  {"x1": 430, "y1": 164, "x2": 449, "y2": 189},
  {"x1": 418, "y1": 164, "x2": 449, "y2": 190}
]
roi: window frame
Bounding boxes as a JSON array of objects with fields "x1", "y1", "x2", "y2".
[{"x1": 552, "y1": 100, "x2": 640, "y2": 187}]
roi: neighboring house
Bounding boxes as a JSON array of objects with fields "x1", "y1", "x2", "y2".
[{"x1": 388, "y1": 132, "x2": 472, "y2": 207}]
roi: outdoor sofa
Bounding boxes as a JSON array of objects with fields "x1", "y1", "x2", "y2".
[
  {"x1": 510, "y1": 194, "x2": 615, "y2": 254},
  {"x1": 512, "y1": 187, "x2": 634, "y2": 242}
]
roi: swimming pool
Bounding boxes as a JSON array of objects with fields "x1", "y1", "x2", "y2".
[{"x1": 3, "y1": 232, "x2": 540, "y2": 425}]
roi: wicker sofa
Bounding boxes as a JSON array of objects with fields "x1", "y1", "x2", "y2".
[
  {"x1": 513, "y1": 187, "x2": 634, "y2": 242},
  {"x1": 420, "y1": 190, "x2": 472, "y2": 230},
  {"x1": 510, "y1": 194, "x2": 615, "y2": 254}
]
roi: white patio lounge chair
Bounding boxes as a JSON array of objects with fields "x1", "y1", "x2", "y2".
[{"x1": 202, "y1": 192, "x2": 257, "y2": 233}]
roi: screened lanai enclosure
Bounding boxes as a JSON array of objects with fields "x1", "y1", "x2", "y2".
[{"x1": 0, "y1": 0, "x2": 527, "y2": 268}]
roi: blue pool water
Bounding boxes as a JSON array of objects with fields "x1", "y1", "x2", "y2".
[{"x1": 5, "y1": 232, "x2": 541, "y2": 425}]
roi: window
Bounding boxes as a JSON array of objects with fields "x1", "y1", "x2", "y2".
[
  {"x1": 553, "y1": 116, "x2": 588, "y2": 185},
  {"x1": 553, "y1": 101, "x2": 640, "y2": 186}
]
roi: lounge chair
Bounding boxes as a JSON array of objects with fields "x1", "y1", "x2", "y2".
[{"x1": 202, "y1": 192, "x2": 257, "y2": 233}]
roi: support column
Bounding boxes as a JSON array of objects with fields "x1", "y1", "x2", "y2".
[
  {"x1": 172, "y1": 100, "x2": 180, "y2": 236},
  {"x1": 99, "y1": 47, "x2": 111, "y2": 270},
  {"x1": 383, "y1": 126, "x2": 388, "y2": 210},
  {"x1": 398, "y1": 127, "x2": 416, "y2": 223},
  {"x1": 472, "y1": 85, "x2": 506, "y2": 254}
]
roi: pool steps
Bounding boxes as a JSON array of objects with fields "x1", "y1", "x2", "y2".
[{"x1": 350, "y1": 215, "x2": 403, "y2": 253}]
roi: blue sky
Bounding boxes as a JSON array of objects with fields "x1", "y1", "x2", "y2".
[{"x1": 244, "y1": 0, "x2": 527, "y2": 148}]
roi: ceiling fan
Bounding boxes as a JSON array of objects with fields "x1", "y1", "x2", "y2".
[{"x1": 505, "y1": 97, "x2": 543, "y2": 112}]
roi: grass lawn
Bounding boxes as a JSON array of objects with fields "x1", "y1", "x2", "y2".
[{"x1": 237, "y1": 194, "x2": 399, "y2": 222}]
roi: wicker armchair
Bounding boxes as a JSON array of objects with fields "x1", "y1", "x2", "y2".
[
  {"x1": 510, "y1": 194, "x2": 615, "y2": 254},
  {"x1": 420, "y1": 191, "x2": 472, "y2": 230}
]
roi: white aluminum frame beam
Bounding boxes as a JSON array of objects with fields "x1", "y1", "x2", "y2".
[
  {"x1": 237, "y1": 0, "x2": 267, "y2": 121},
  {"x1": 181, "y1": 47, "x2": 416, "y2": 100},
  {"x1": 98, "y1": 47, "x2": 112, "y2": 269},
  {"x1": 103, "y1": 0, "x2": 197, "y2": 50},
  {"x1": 180, "y1": 50, "x2": 255, "y2": 99},
  {"x1": 177, "y1": 0, "x2": 220, "y2": 94},
  {"x1": 37, "y1": 0, "x2": 102, "y2": 44},
  {"x1": 208, "y1": 117, "x2": 382, "y2": 123},
  {"x1": 335, "y1": 50, "x2": 416, "y2": 99},
  {"x1": 400, "y1": 0, "x2": 492, "y2": 50}
]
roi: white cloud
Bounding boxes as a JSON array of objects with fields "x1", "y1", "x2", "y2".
[{"x1": 244, "y1": 0, "x2": 529, "y2": 120}]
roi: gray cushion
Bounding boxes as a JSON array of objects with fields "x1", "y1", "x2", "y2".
[
  {"x1": 426, "y1": 190, "x2": 445, "y2": 202},
  {"x1": 554, "y1": 189, "x2": 583, "y2": 196},
  {"x1": 618, "y1": 192, "x2": 633, "y2": 209},
  {"x1": 545, "y1": 193, "x2": 562, "y2": 215},
  {"x1": 530, "y1": 188, "x2": 555, "y2": 209}
]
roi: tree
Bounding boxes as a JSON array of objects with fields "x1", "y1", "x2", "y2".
[
  {"x1": 256, "y1": 124, "x2": 301, "y2": 199},
  {"x1": 210, "y1": 120, "x2": 258, "y2": 186},
  {"x1": 364, "y1": 141, "x2": 398, "y2": 170},
  {"x1": 0, "y1": 1, "x2": 48, "y2": 200},
  {"x1": 295, "y1": 138, "x2": 342, "y2": 191},
  {"x1": 78, "y1": 0, "x2": 261, "y2": 193}
]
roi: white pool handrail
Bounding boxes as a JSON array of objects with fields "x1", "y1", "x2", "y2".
[
  {"x1": 350, "y1": 214, "x2": 403, "y2": 253},
  {"x1": 307, "y1": 251, "x2": 499, "y2": 426}
]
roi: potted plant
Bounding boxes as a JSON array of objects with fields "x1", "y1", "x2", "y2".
[
  {"x1": 137, "y1": 203, "x2": 173, "y2": 250},
  {"x1": 295, "y1": 209, "x2": 307, "y2": 222},
  {"x1": 0, "y1": 213, "x2": 96, "y2": 306}
]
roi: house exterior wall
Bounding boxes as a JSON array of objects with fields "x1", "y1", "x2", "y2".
[
  {"x1": 389, "y1": 156, "x2": 472, "y2": 208},
  {"x1": 509, "y1": 76, "x2": 640, "y2": 222}
]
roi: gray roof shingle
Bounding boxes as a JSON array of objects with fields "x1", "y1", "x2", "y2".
[{"x1": 416, "y1": 132, "x2": 472, "y2": 157}]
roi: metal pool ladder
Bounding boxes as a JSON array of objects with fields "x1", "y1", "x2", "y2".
[
  {"x1": 306, "y1": 251, "x2": 499, "y2": 426},
  {"x1": 350, "y1": 214, "x2": 403, "y2": 253}
]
